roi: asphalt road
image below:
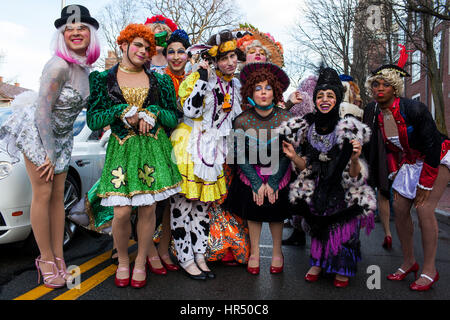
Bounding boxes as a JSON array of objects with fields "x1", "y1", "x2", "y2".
[{"x1": 1, "y1": 211, "x2": 449, "y2": 305}]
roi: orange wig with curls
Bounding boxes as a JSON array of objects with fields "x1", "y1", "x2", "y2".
[{"x1": 117, "y1": 23, "x2": 157, "y2": 57}]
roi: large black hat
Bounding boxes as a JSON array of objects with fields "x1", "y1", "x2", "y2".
[
  {"x1": 54, "y1": 5, "x2": 99, "y2": 30},
  {"x1": 313, "y1": 67, "x2": 344, "y2": 106}
]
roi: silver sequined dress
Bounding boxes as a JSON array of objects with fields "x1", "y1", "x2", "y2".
[{"x1": 0, "y1": 56, "x2": 90, "y2": 174}]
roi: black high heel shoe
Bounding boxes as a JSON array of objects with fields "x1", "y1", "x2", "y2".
[{"x1": 182, "y1": 266, "x2": 207, "y2": 280}]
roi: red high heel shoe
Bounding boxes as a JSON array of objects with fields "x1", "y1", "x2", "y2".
[
  {"x1": 160, "y1": 254, "x2": 180, "y2": 271},
  {"x1": 387, "y1": 262, "x2": 419, "y2": 281},
  {"x1": 130, "y1": 266, "x2": 147, "y2": 289},
  {"x1": 147, "y1": 256, "x2": 167, "y2": 275},
  {"x1": 114, "y1": 266, "x2": 130, "y2": 288},
  {"x1": 246, "y1": 256, "x2": 260, "y2": 275},
  {"x1": 270, "y1": 256, "x2": 284, "y2": 274},
  {"x1": 305, "y1": 273, "x2": 320, "y2": 282},
  {"x1": 382, "y1": 236, "x2": 392, "y2": 250},
  {"x1": 410, "y1": 272, "x2": 439, "y2": 291},
  {"x1": 334, "y1": 277, "x2": 349, "y2": 288}
]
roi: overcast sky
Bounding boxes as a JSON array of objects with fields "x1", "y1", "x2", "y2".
[{"x1": 0, "y1": 0, "x2": 305, "y2": 91}]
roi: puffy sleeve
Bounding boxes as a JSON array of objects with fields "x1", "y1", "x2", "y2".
[
  {"x1": 141, "y1": 73, "x2": 178, "y2": 129},
  {"x1": 86, "y1": 71, "x2": 130, "y2": 131},
  {"x1": 34, "y1": 57, "x2": 69, "y2": 164},
  {"x1": 179, "y1": 69, "x2": 209, "y2": 119}
]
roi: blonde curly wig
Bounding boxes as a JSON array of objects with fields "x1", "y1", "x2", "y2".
[{"x1": 365, "y1": 69, "x2": 405, "y2": 98}]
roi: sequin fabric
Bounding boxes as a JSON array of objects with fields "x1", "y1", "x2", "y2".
[
  {"x1": 0, "y1": 85, "x2": 86, "y2": 173},
  {"x1": 0, "y1": 56, "x2": 89, "y2": 173}
]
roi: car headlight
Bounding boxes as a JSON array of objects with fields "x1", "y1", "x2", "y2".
[{"x1": 0, "y1": 161, "x2": 12, "y2": 180}]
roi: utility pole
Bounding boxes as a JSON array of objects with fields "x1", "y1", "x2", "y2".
[{"x1": 61, "y1": 0, "x2": 66, "y2": 10}]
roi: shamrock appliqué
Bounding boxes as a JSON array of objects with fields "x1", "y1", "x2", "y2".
[
  {"x1": 138, "y1": 164, "x2": 156, "y2": 188},
  {"x1": 111, "y1": 167, "x2": 127, "y2": 189}
]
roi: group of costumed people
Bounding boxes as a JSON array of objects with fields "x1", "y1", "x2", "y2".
[{"x1": 0, "y1": 4, "x2": 447, "y2": 292}]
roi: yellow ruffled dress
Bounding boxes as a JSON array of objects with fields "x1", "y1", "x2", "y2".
[{"x1": 170, "y1": 72, "x2": 227, "y2": 203}]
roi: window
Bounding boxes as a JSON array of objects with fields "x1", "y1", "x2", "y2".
[{"x1": 411, "y1": 51, "x2": 421, "y2": 83}]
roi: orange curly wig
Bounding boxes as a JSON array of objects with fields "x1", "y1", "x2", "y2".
[{"x1": 117, "y1": 24, "x2": 156, "y2": 57}]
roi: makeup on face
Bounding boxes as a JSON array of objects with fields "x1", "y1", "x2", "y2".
[
  {"x1": 217, "y1": 52, "x2": 238, "y2": 75},
  {"x1": 64, "y1": 23, "x2": 91, "y2": 55},
  {"x1": 371, "y1": 79, "x2": 395, "y2": 103},
  {"x1": 315, "y1": 89, "x2": 336, "y2": 114},
  {"x1": 123, "y1": 37, "x2": 151, "y2": 67},
  {"x1": 166, "y1": 42, "x2": 187, "y2": 73},
  {"x1": 246, "y1": 46, "x2": 267, "y2": 63},
  {"x1": 253, "y1": 80, "x2": 274, "y2": 107}
]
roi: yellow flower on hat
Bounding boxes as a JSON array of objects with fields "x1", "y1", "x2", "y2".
[
  {"x1": 208, "y1": 46, "x2": 219, "y2": 57},
  {"x1": 219, "y1": 40, "x2": 237, "y2": 53}
]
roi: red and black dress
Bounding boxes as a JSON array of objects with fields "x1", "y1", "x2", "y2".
[{"x1": 378, "y1": 97, "x2": 449, "y2": 199}]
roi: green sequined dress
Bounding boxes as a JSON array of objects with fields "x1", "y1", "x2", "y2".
[{"x1": 86, "y1": 65, "x2": 181, "y2": 218}]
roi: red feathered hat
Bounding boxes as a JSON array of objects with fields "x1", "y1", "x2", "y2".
[{"x1": 145, "y1": 15, "x2": 178, "y2": 32}]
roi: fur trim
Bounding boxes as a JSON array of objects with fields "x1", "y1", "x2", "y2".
[
  {"x1": 277, "y1": 116, "x2": 310, "y2": 148},
  {"x1": 341, "y1": 157, "x2": 369, "y2": 189},
  {"x1": 336, "y1": 116, "x2": 371, "y2": 146},
  {"x1": 345, "y1": 185, "x2": 377, "y2": 216}
]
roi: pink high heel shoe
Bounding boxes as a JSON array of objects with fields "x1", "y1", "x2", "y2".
[
  {"x1": 55, "y1": 257, "x2": 73, "y2": 282},
  {"x1": 35, "y1": 256, "x2": 65, "y2": 289}
]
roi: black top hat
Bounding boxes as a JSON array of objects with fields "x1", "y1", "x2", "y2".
[{"x1": 54, "y1": 5, "x2": 99, "y2": 30}]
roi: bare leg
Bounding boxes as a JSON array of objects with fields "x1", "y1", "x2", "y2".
[
  {"x1": 247, "y1": 220, "x2": 262, "y2": 268},
  {"x1": 269, "y1": 222, "x2": 284, "y2": 267},
  {"x1": 112, "y1": 206, "x2": 132, "y2": 280},
  {"x1": 24, "y1": 156, "x2": 65, "y2": 286},
  {"x1": 378, "y1": 193, "x2": 392, "y2": 238},
  {"x1": 158, "y1": 204, "x2": 173, "y2": 264},
  {"x1": 49, "y1": 172, "x2": 68, "y2": 259},
  {"x1": 392, "y1": 193, "x2": 415, "y2": 275},
  {"x1": 133, "y1": 205, "x2": 156, "y2": 281},
  {"x1": 414, "y1": 165, "x2": 450, "y2": 285},
  {"x1": 157, "y1": 204, "x2": 175, "y2": 265}
]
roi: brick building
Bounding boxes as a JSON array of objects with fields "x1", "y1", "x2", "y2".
[{"x1": 404, "y1": 22, "x2": 450, "y2": 136}]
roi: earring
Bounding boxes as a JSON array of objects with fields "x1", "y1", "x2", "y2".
[{"x1": 247, "y1": 97, "x2": 256, "y2": 107}]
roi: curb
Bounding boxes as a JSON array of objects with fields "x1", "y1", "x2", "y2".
[{"x1": 436, "y1": 209, "x2": 450, "y2": 218}]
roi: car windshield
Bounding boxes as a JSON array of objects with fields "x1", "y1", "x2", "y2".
[
  {"x1": 73, "y1": 110, "x2": 86, "y2": 136},
  {"x1": 0, "y1": 108, "x2": 13, "y2": 126},
  {"x1": 0, "y1": 108, "x2": 86, "y2": 136}
]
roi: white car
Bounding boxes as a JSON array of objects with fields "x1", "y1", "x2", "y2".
[{"x1": 0, "y1": 108, "x2": 108, "y2": 246}]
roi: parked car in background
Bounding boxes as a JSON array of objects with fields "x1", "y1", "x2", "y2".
[{"x1": 0, "y1": 108, "x2": 108, "y2": 246}]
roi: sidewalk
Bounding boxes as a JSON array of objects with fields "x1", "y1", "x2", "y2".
[{"x1": 436, "y1": 185, "x2": 450, "y2": 217}]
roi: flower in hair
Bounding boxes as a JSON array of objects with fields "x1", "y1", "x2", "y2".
[{"x1": 145, "y1": 15, "x2": 178, "y2": 32}]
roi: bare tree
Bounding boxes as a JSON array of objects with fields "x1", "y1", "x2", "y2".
[
  {"x1": 382, "y1": 0, "x2": 448, "y2": 134},
  {"x1": 95, "y1": 0, "x2": 145, "y2": 68},
  {"x1": 289, "y1": 0, "x2": 396, "y2": 105},
  {"x1": 140, "y1": 0, "x2": 243, "y2": 43}
]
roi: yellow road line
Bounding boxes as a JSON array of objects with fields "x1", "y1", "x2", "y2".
[
  {"x1": 53, "y1": 252, "x2": 137, "y2": 300},
  {"x1": 14, "y1": 240, "x2": 136, "y2": 300}
]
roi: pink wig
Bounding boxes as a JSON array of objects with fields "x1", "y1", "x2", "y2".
[{"x1": 52, "y1": 23, "x2": 100, "y2": 66}]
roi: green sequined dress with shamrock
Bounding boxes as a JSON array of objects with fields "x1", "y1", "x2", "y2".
[{"x1": 86, "y1": 65, "x2": 182, "y2": 208}]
